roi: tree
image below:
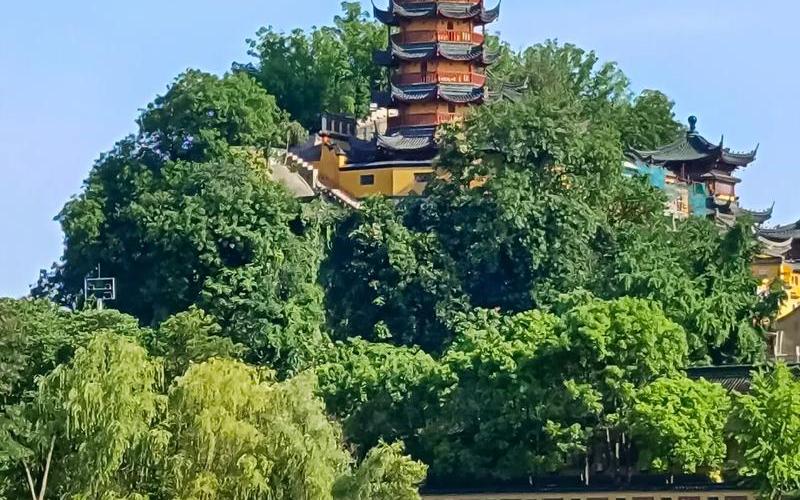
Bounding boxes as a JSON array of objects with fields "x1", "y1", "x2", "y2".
[
  {"x1": 317, "y1": 339, "x2": 452, "y2": 459},
  {"x1": 732, "y1": 364, "x2": 800, "y2": 499},
  {"x1": 599, "y1": 216, "x2": 770, "y2": 364},
  {"x1": 139, "y1": 70, "x2": 303, "y2": 162},
  {"x1": 428, "y1": 308, "x2": 592, "y2": 480},
  {"x1": 405, "y1": 88, "x2": 618, "y2": 314},
  {"x1": 488, "y1": 40, "x2": 682, "y2": 150},
  {"x1": 323, "y1": 198, "x2": 466, "y2": 351},
  {"x1": 0, "y1": 300, "x2": 152, "y2": 498},
  {"x1": 0, "y1": 309, "x2": 426, "y2": 499},
  {"x1": 333, "y1": 442, "x2": 428, "y2": 500},
  {"x1": 241, "y1": 2, "x2": 386, "y2": 129},
  {"x1": 144, "y1": 307, "x2": 245, "y2": 381},
  {"x1": 627, "y1": 376, "x2": 730, "y2": 475},
  {"x1": 155, "y1": 359, "x2": 347, "y2": 499},
  {"x1": 22, "y1": 333, "x2": 161, "y2": 498},
  {"x1": 35, "y1": 62, "x2": 327, "y2": 375},
  {"x1": 50, "y1": 149, "x2": 327, "y2": 375},
  {"x1": 0, "y1": 299, "x2": 145, "y2": 405}
]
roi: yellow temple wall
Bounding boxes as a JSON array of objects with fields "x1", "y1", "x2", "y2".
[
  {"x1": 314, "y1": 143, "x2": 346, "y2": 187},
  {"x1": 752, "y1": 259, "x2": 800, "y2": 318},
  {"x1": 337, "y1": 165, "x2": 435, "y2": 198}
]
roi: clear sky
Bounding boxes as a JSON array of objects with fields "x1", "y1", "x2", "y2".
[{"x1": 1, "y1": 1, "x2": 799, "y2": 298}]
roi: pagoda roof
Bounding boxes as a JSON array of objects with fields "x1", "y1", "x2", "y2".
[
  {"x1": 374, "y1": 40, "x2": 498, "y2": 66},
  {"x1": 347, "y1": 126, "x2": 438, "y2": 164},
  {"x1": 757, "y1": 236, "x2": 793, "y2": 258},
  {"x1": 374, "y1": 83, "x2": 485, "y2": 106},
  {"x1": 716, "y1": 206, "x2": 775, "y2": 229},
  {"x1": 373, "y1": 1, "x2": 500, "y2": 26},
  {"x1": 735, "y1": 204, "x2": 774, "y2": 225},
  {"x1": 759, "y1": 219, "x2": 800, "y2": 241},
  {"x1": 629, "y1": 116, "x2": 758, "y2": 170}
]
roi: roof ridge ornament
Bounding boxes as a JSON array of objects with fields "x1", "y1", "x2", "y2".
[{"x1": 688, "y1": 115, "x2": 698, "y2": 133}]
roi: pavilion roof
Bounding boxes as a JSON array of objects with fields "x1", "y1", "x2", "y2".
[
  {"x1": 629, "y1": 116, "x2": 758, "y2": 170},
  {"x1": 374, "y1": 40, "x2": 498, "y2": 66},
  {"x1": 373, "y1": 1, "x2": 500, "y2": 26},
  {"x1": 347, "y1": 126, "x2": 438, "y2": 164},
  {"x1": 759, "y1": 219, "x2": 800, "y2": 241}
]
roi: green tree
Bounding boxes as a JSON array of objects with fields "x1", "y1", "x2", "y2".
[
  {"x1": 429, "y1": 308, "x2": 591, "y2": 480},
  {"x1": 732, "y1": 364, "x2": 800, "y2": 499},
  {"x1": 21, "y1": 333, "x2": 161, "y2": 498},
  {"x1": 323, "y1": 198, "x2": 466, "y2": 350},
  {"x1": 144, "y1": 307, "x2": 245, "y2": 381},
  {"x1": 317, "y1": 339, "x2": 452, "y2": 459},
  {"x1": 139, "y1": 70, "x2": 303, "y2": 161},
  {"x1": 405, "y1": 88, "x2": 620, "y2": 314},
  {"x1": 155, "y1": 358, "x2": 425, "y2": 499},
  {"x1": 627, "y1": 376, "x2": 730, "y2": 475},
  {"x1": 156, "y1": 359, "x2": 347, "y2": 499},
  {"x1": 333, "y1": 442, "x2": 427, "y2": 500},
  {"x1": 489, "y1": 40, "x2": 682, "y2": 150},
  {"x1": 0, "y1": 299, "x2": 144, "y2": 405},
  {"x1": 599, "y1": 216, "x2": 769, "y2": 364},
  {"x1": 242, "y1": 2, "x2": 385, "y2": 129},
  {"x1": 50, "y1": 149, "x2": 327, "y2": 374}
]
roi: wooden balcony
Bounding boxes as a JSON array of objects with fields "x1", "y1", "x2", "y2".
[
  {"x1": 393, "y1": 30, "x2": 485, "y2": 44},
  {"x1": 393, "y1": 71, "x2": 487, "y2": 86},
  {"x1": 390, "y1": 112, "x2": 460, "y2": 128}
]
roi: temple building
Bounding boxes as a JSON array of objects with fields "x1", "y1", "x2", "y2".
[
  {"x1": 290, "y1": 0, "x2": 499, "y2": 200},
  {"x1": 625, "y1": 116, "x2": 763, "y2": 223},
  {"x1": 625, "y1": 117, "x2": 800, "y2": 320}
]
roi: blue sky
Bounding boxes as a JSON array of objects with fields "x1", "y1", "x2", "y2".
[{"x1": 1, "y1": 1, "x2": 799, "y2": 298}]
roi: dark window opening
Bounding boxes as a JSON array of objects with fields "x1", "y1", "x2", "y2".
[
  {"x1": 415, "y1": 173, "x2": 433, "y2": 183},
  {"x1": 360, "y1": 174, "x2": 375, "y2": 186}
]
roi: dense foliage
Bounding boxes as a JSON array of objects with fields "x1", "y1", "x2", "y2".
[
  {"x1": 0, "y1": 301, "x2": 425, "y2": 499},
  {"x1": 238, "y1": 1, "x2": 385, "y2": 129},
  {"x1": 733, "y1": 365, "x2": 800, "y2": 499},
  {"x1": 11, "y1": 4, "x2": 797, "y2": 499}
]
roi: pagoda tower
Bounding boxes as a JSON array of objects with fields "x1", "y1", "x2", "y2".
[{"x1": 332, "y1": 0, "x2": 499, "y2": 197}]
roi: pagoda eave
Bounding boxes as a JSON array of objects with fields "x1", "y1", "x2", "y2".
[{"x1": 373, "y1": 1, "x2": 501, "y2": 26}]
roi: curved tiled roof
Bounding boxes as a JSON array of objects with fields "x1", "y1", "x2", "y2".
[
  {"x1": 347, "y1": 127, "x2": 438, "y2": 164},
  {"x1": 759, "y1": 220, "x2": 800, "y2": 241},
  {"x1": 374, "y1": 41, "x2": 498, "y2": 66},
  {"x1": 383, "y1": 83, "x2": 485, "y2": 104},
  {"x1": 629, "y1": 117, "x2": 758, "y2": 169},
  {"x1": 374, "y1": 1, "x2": 500, "y2": 26}
]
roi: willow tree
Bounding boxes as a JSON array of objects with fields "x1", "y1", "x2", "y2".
[{"x1": 21, "y1": 333, "x2": 162, "y2": 499}]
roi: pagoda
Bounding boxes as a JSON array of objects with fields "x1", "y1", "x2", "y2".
[{"x1": 301, "y1": 0, "x2": 499, "y2": 199}]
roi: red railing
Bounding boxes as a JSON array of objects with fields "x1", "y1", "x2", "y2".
[
  {"x1": 393, "y1": 30, "x2": 485, "y2": 45},
  {"x1": 390, "y1": 112, "x2": 460, "y2": 128},
  {"x1": 393, "y1": 71, "x2": 487, "y2": 86}
]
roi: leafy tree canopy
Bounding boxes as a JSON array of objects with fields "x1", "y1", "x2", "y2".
[
  {"x1": 1, "y1": 307, "x2": 426, "y2": 499},
  {"x1": 239, "y1": 1, "x2": 386, "y2": 129},
  {"x1": 733, "y1": 364, "x2": 800, "y2": 499},
  {"x1": 628, "y1": 376, "x2": 731, "y2": 475}
]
